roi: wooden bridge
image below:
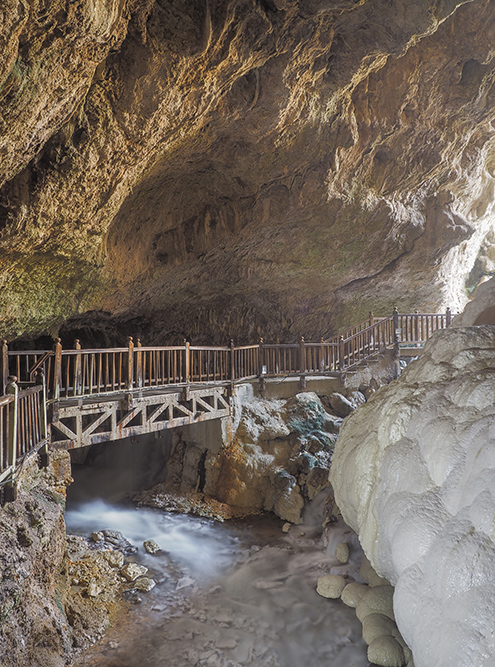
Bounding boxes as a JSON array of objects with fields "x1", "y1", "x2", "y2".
[{"x1": 0, "y1": 308, "x2": 453, "y2": 499}]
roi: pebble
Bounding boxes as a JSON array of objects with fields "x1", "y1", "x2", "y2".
[
  {"x1": 316, "y1": 574, "x2": 347, "y2": 599},
  {"x1": 143, "y1": 539, "x2": 162, "y2": 554},
  {"x1": 216, "y1": 638, "x2": 238, "y2": 649},
  {"x1": 336, "y1": 541, "x2": 350, "y2": 564},
  {"x1": 134, "y1": 577, "x2": 156, "y2": 592},
  {"x1": 121, "y1": 562, "x2": 148, "y2": 582},
  {"x1": 104, "y1": 550, "x2": 124, "y2": 568},
  {"x1": 176, "y1": 576, "x2": 195, "y2": 590}
]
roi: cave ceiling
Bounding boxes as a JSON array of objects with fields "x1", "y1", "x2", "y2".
[{"x1": 1, "y1": 0, "x2": 495, "y2": 344}]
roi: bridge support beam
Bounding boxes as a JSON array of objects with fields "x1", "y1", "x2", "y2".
[{"x1": 50, "y1": 385, "x2": 230, "y2": 450}]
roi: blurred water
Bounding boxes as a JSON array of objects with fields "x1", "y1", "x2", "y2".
[{"x1": 66, "y1": 500, "x2": 371, "y2": 667}]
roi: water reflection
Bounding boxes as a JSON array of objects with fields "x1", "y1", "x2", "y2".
[{"x1": 66, "y1": 501, "x2": 371, "y2": 667}]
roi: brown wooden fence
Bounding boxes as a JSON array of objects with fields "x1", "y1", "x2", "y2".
[
  {"x1": 0, "y1": 394, "x2": 14, "y2": 480},
  {"x1": 0, "y1": 308, "x2": 454, "y2": 496},
  {"x1": 2, "y1": 309, "x2": 454, "y2": 401},
  {"x1": 0, "y1": 380, "x2": 46, "y2": 486}
]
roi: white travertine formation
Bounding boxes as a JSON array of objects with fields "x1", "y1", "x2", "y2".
[{"x1": 330, "y1": 325, "x2": 495, "y2": 667}]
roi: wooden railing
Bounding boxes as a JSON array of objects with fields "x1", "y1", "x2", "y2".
[
  {"x1": 1, "y1": 309, "x2": 454, "y2": 402},
  {"x1": 0, "y1": 394, "x2": 14, "y2": 481},
  {"x1": 0, "y1": 308, "x2": 454, "y2": 499},
  {"x1": 0, "y1": 378, "x2": 47, "y2": 491}
]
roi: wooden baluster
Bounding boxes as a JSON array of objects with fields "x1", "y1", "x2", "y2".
[
  {"x1": 90, "y1": 354, "x2": 95, "y2": 394},
  {"x1": 339, "y1": 335, "x2": 345, "y2": 371},
  {"x1": 5, "y1": 376, "x2": 18, "y2": 501},
  {"x1": 74, "y1": 340, "x2": 82, "y2": 396},
  {"x1": 37, "y1": 369, "x2": 49, "y2": 467},
  {"x1": 126, "y1": 337, "x2": 134, "y2": 390},
  {"x1": 393, "y1": 307, "x2": 401, "y2": 377},
  {"x1": 96, "y1": 352, "x2": 105, "y2": 393},
  {"x1": 229, "y1": 339, "x2": 235, "y2": 382},
  {"x1": 135, "y1": 339, "x2": 142, "y2": 388},
  {"x1": 184, "y1": 340, "x2": 190, "y2": 385}
]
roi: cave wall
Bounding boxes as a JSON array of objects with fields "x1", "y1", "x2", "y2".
[{"x1": 1, "y1": 0, "x2": 495, "y2": 344}]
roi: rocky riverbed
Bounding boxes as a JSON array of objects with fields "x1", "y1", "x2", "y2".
[{"x1": 66, "y1": 498, "x2": 372, "y2": 667}]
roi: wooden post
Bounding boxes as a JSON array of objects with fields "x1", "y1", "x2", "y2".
[
  {"x1": 393, "y1": 307, "x2": 400, "y2": 346},
  {"x1": 37, "y1": 370, "x2": 49, "y2": 468},
  {"x1": 136, "y1": 338, "x2": 143, "y2": 388},
  {"x1": 229, "y1": 339, "x2": 235, "y2": 395},
  {"x1": 5, "y1": 376, "x2": 18, "y2": 501},
  {"x1": 53, "y1": 338, "x2": 62, "y2": 400},
  {"x1": 299, "y1": 336, "x2": 306, "y2": 389},
  {"x1": 258, "y1": 338, "x2": 266, "y2": 393},
  {"x1": 229, "y1": 339, "x2": 235, "y2": 380},
  {"x1": 446, "y1": 307, "x2": 452, "y2": 327},
  {"x1": 339, "y1": 335, "x2": 345, "y2": 371},
  {"x1": 369, "y1": 311, "x2": 374, "y2": 327},
  {"x1": 184, "y1": 340, "x2": 190, "y2": 385},
  {"x1": 74, "y1": 339, "x2": 82, "y2": 396},
  {"x1": 299, "y1": 337, "x2": 306, "y2": 373},
  {"x1": 127, "y1": 337, "x2": 134, "y2": 390},
  {"x1": 393, "y1": 307, "x2": 401, "y2": 378},
  {"x1": 1, "y1": 340, "x2": 7, "y2": 396}
]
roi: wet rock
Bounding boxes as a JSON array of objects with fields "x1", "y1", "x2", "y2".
[
  {"x1": 305, "y1": 466, "x2": 331, "y2": 500},
  {"x1": 356, "y1": 585, "x2": 395, "y2": 623},
  {"x1": 328, "y1": 393, "x2": 355, "y2": 418},
  {"x1": 282, "y1": 522, "x2": 291, "y2": 533},
  {"x1": 134, "y1": 577, "x2": 156, "y2": 592},
  {"x1": 104, "y1": 551, "x2": 125, "y2": 568},
  {"x1": 367, "y1": 635, "x2": 405, "y2": 667},
  {"x1": 100, "y1": 530, "x2": 137, "y2": 555},
  {"x1": 143, "y1": 539, "x2": 162, "y2": 554},
  {"x1": 91, "y1": 532, "x2": 104, "y2": 543},
  {"x1": 121, "y1": 563, "x2": 148, "y2": 582},
  {"x1": 316, "y1": 574, "x2": 347, "y2": 599},
  {"x1": 336, "y1": 541, "x2": 350, "y2": 564},
  {"x1": 271, "y1": 470, "x2": 304, "y2": 524},
  {"x1": 176, "y1": 576, "x2": 195, "y2": 590},
  {"x1": 362, "y1": 613, "x2": 399, "y2": 645},
  {"x1": 341, "y1": 582, "x2": 368, "y2": 608}
]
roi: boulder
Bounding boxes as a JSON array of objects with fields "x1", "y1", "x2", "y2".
[
  {"x1": 143, "y1": 539, "x2": 162, "y2": 555},
  {"x1": 121, "y1": 563, "x2": 148, "y2": 582},
  {"x1": 316, "y1": 574, "x2": 347, "y2": 599}
]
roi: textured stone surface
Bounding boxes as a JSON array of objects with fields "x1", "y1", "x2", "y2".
[
  {"x1": 205, "y1": 389, "x2": 339, "y2": 523},
  {"x1": 0, "y1": 451, "x2": 129, "y2": 666},
  {"x1": 316, "y1": 574, "x2": 347, "y2": 599},
  {"x1": 1, "y1": 1, "x2": 495, "y2": 342},
  {"x1": 331, "y1": 325, "x2": 495, "y2": 666}
]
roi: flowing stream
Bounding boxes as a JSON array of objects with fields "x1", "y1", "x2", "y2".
[
  {"x1": 65, "y1": 497, "x2": 371, "y2": 667},
  {"x1": 65, "y1": 446, "x2": 371, "y2": 667}
]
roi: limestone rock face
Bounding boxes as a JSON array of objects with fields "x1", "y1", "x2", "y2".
[
  {"x1": 1, "y1": 1, "x2": 495, "y2": 342},
  {"x1": 330, "y1": 325, "x2": 495, "y2": 666},
  {"x1": 205, "y1": 388, "x2": 338, "y2": 522}
]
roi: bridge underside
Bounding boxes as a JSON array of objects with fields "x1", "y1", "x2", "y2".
[{"x1": 50, "y1": 385, "x2": 230, "y2": 449}]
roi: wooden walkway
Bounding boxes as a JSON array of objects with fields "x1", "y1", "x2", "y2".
[{"x1": 0, "y1": 308, "x2": 453, "y2": 496}]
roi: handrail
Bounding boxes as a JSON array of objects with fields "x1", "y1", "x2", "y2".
[
  {"x1": 0, "y1": 380, "x2": 47, "y2": 491},
  {"x1": 3, "y1": 309, "x2": 454, "y2": 400}
]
